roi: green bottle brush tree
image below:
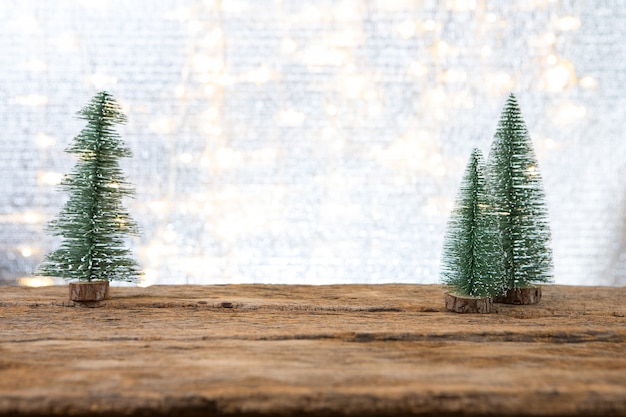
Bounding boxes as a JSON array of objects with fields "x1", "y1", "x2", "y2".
[
  {"x1": 487, "y1": 93, "x2": 552, "y2": 304},
  {"x1": 441, "y1": 148, "x2": 503, "y2": 313},
  {"x1": 36, "y1": 91, "x2": 142, "y2": 300}
]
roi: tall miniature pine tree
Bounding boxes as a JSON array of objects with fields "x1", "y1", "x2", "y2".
[
  {"x1": 441, "y1": 148, "x2": 503, "y2": 297},
  {"x1": 487, "y1": 93, "x2": 552, "y2": 289},
  {"x1": 37, "y1": 91, "x2": 142, "y2": 283}
]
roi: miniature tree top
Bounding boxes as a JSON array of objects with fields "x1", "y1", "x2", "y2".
[
  {"x1": 36, "y1": 91, "x2": 142, "y2": 282},
  {"x1": 487, "y1": 93, "x2": 552, "y2": 289},
  {"x1": 441, "y1": 148, "x2": 503, "y2": 297}
]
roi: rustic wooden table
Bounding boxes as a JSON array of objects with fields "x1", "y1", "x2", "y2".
[{"x1": 1, "y1": 284, "x2": 625, "y2": 416}]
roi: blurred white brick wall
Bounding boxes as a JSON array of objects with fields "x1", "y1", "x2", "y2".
[{"x1": 1, "y1": 0, "x2": 625, "y2": 286}]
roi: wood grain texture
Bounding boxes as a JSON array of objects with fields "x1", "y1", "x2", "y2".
[{"x1": 0, "y1": 284, "x2": 625, "y2": 417}]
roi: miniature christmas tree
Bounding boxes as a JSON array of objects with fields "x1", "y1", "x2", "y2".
[
  {"x1": 441, "y1": 148, "x2": 503, "y2": 298},
  {"x1": 487, "y1": 93, "x2": 552, "y2": 291},
  {"x1": 37, "y1": 91, "x2": 142, "y2": 283}
]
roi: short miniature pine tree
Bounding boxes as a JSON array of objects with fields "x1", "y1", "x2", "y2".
[
  {"x1": 487, "y1": 93, "x2": 552, "y2": 289},
  {"x1": 441, "y1": 148, "x2": 504, "y2": 297},
  {"x1": 36, "y1": 91, "x2": 142, "y2": 282}
]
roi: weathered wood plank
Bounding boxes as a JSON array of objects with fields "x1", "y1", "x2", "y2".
[{"x1": 0, "y1": 284, "x2": 625, "y2": 417}]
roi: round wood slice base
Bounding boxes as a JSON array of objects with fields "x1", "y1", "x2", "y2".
[
  {"x1": 444, "y1": 292, "x2": 493, "y2": 314},
  {"x1": 69, "y1": 281, "x2": 110, "y2": 305},
  {"x1": 494, "y1": 287, "x2": 542, "y2": 305}
]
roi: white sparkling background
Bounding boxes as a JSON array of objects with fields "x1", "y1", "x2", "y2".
[{"x1": 0, "y1": 0, "x2": 625, "y2": 287}]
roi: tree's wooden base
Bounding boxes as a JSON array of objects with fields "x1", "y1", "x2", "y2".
[
  {"x1": 444, "y1": 292, "x2": 493, "y2": 314},
  {"x1": 494, "y1": 287, "x2": 542, "y2": 305},
  {"x1": 69, "y1": 281, "x2": 110, "y2": 306}
]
